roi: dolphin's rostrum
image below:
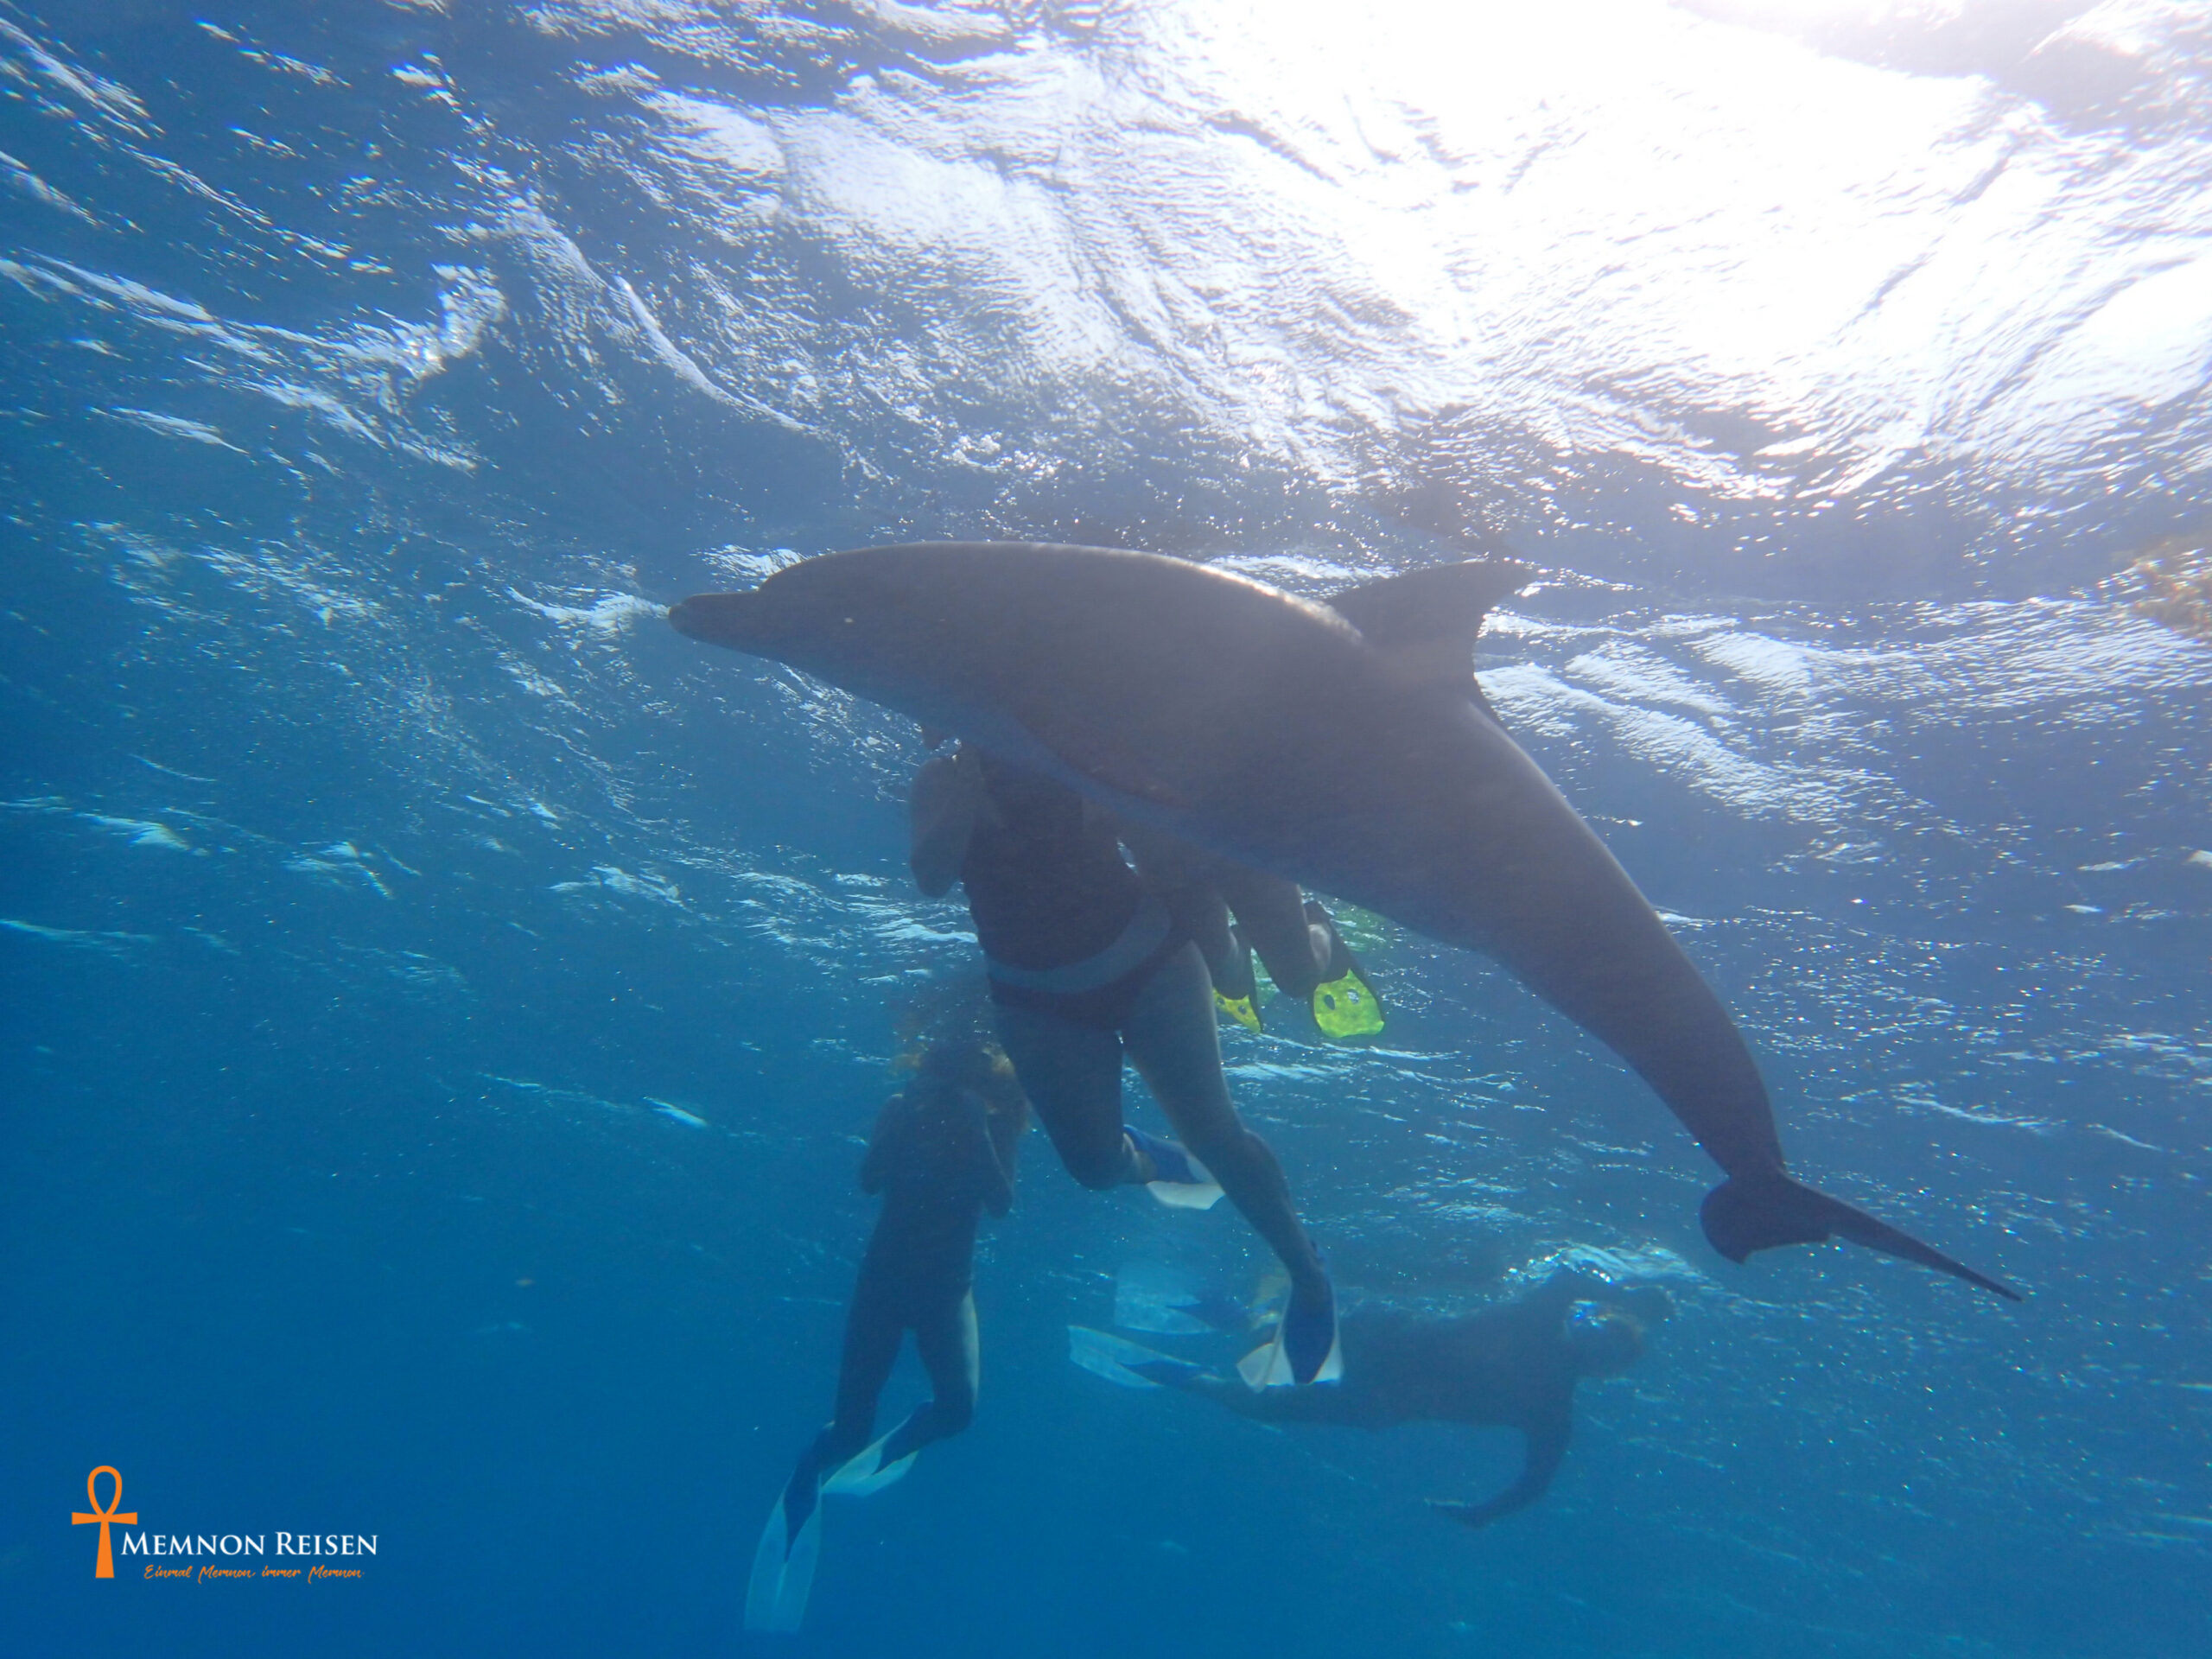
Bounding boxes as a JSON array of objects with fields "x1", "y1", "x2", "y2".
[{"x1": 671, "y1": 542, "x2": 2018, "y2": 1300}]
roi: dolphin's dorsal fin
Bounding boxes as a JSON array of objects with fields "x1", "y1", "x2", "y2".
[{"x1": 1326, "y1": 560, "x2": 1533, "y2": 685}]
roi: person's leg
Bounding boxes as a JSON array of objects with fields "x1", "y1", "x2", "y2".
[
  {"x1": 1121, "y1": 944, "x2": 1322, "y2": 1278},
  {"x1": 993, "y1": 1000, "x2": 1144, "y2": 1188},
  {"x1": 1122, "y1": 944, "x2": 1336, "y2": 1381},
  {"x1": 1212, "y1": 865, "x2": 1329, "y2": 998},
  {"x1": 1183, "y1": 887, "x2": 1256, "y2": 1002},
  {"x1": 781, "y1": 1276, "x2": 906, "y2": 1537},
  {"x1": 823, "y1": 1278, "x2": 906, "y2": 1462},
  {"x1": 879, "y1": 1291, "x2": 981, "y2": 1464}
]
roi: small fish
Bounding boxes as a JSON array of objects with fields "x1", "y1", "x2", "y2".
[
  {"x1": 86, "y1": 814, "x2": 189, "y2": 850},
  {"x1": 131, "y1": 754, "x2": 217, "y2": 784}
]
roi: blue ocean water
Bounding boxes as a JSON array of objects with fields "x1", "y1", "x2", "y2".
[{"x1": 4, "y1": 3, "x2": 2210, "y2": 1655}]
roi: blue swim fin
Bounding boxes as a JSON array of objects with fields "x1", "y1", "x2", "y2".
[
  {"x1": 1126, "y1": 1126, "x2": 1224, "y2": 1211},
  {"x1": 1237, "y1": 1277, "x2": 1342, "y2": 1389},
  {"x1": 743, "y1": 1484, "x2": 823, "y2": 1634}
]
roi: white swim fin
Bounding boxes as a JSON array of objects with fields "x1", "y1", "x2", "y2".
[
  {"x1": 1246, "y1": 1269, "x2": 1292, "y2": 1330},
  {"x1": 1113, "y1": 1262, "x2": 1212, "y2": 1335},
  {"x1": 1068, "y1": 1324, "x2": 1184, "y2": 1389},
  {"x1": 1127, "y1": 1126, "x2": 1225, "y2": 1210},
  {"x1": 820, "y1": 1427, "x2": 918, "y2": 1497},
  {"x1": 743, "y1": 1487, "x2": 823, "y2": 1634},
  {"x1": 1146, "y1": 1176, "x2": 1225, "y2": 1210},
  {"x1": 1237, "y1": 1307, "x2": 1344, "y2": 1391}
]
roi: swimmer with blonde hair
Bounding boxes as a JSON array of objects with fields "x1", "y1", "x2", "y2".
[{"x1": 746, "y1": 1039, "x2": 1027, "y2": 1632}]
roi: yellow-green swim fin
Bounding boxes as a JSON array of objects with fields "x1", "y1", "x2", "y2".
[{"x1": 1312, "y1": 969, "x2": 1383, "y2": 1039}]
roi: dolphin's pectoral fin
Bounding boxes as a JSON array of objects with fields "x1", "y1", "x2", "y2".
[
  {"x1": 1325, "y1": 560, "x2": 1534, "y2": 688},
  {"x1": 1027, "y1": 717, "x2": 1189, "y2": 808},
  {"x1": 1701, "y1": 1173, "x2": 2022, "y2": 1301}
]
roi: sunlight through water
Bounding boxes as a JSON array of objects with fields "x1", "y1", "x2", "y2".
[{"x1": 3, "y1": 4, "x2": 2209, "y2": 1658}]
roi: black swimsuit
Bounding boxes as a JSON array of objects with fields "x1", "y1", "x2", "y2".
[{"x1": 960, "y1": 757, "x2": 1189, "y2": 1031}]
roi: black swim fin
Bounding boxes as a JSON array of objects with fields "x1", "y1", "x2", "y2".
[{"x1": 1700, "y1": 1173, "x2": 2021, "y2": 1301}]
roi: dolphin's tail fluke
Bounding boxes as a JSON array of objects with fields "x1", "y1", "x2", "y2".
[{"x1": 1700, "y1": 1173, "x2": 2021, "y2": 1301}]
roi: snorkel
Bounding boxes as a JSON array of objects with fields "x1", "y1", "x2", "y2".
[{"x1": 1563, "y1": 1300, "x2": 1646, "y2": 1378}]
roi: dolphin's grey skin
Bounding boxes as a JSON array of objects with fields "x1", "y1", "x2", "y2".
[{"x1": 671, "y1": 543, "x2": 2018, "y2": 1300}]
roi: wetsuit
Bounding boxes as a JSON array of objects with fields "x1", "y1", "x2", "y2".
[
  {"x1": 1160, "y1": 1271, "x2": 1662, "y2": 1526},
  {"x1": 779, "y1": 1056, "x2": 1022, "y2": 1535},
  {"x1": 959, "y1": 754, "x2": 1188, "y2": 1030},
  {"x1": 910, "y1": 747, "x2": 1338, "y2": 1387}
]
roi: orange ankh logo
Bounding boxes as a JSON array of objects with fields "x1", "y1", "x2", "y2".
[{"x1": 73, "y1": 1467, "x2": 136, "y2": 1578}]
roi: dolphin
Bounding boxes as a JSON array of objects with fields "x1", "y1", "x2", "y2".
[{"x1": 671, "y1": 543, "x2": 2018, "y2": 1300}]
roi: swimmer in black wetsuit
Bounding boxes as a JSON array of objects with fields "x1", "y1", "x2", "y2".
[
  {"x1": 1077, "y1": 1268, "x2": 1667, "y2": 1528},
  {"x1": 745, "y1": 1040, "x2": 1027, "y2": 1633},
  {"x1": 912, "y1": 743, "x2": 1340, "y2": 1389}
]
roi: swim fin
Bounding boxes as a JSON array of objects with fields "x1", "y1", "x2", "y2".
[
  {"x1": 743, "y1": 1484, "x2": 823, "y2": 1634},
  {"x1": 820, "y1": 1416, "x2": 920, "y2": 1497},
  {"x1": 1306, "y1": 903, "x2": 1384, "y2": 1039},
  {"x1": 1246, "y1": 1268, "x2": 1292, "y2": 1331},
  {"x1": 1068, "y1": 1325, "x2": 1204, "y2": 1389},
  {"x1": 1237, "y1": 1278, "x2": 1343, "y2": 1389},
  {"x1": 1700, "y1": 1172, "x2": 2021, "y2": 1300},
  {"x1": 1216, "y1": 989, "x2": 1262, "y2": 1033},
  {"x1": 1113, "y1": 1262, "x2": 1213, "y2": 1335},
  {"x1": 1312, "y1": 970, "x2": 1382, "y2": 1040},
  {"x1": 1212, "y1": 924, "x2": 1264, "y2": 1032},
  {"x1": 1126, "y1": 1125, "x2": 1225, "y2": 1211}
]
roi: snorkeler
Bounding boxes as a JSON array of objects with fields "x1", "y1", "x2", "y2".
[
  {"x1": 1121, "y1": 822, "x2": 1386, "y2": 1040},
  {"x1": 911, "y1": 741, "x2": 1341, "y2": 1389},
  {"x1": 1072, "y1": 1266, "x2": 1668, "y2": 1527},
  {"x1": 746, "y1": 1040, "x2": 1027, "y2": 1633}
]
